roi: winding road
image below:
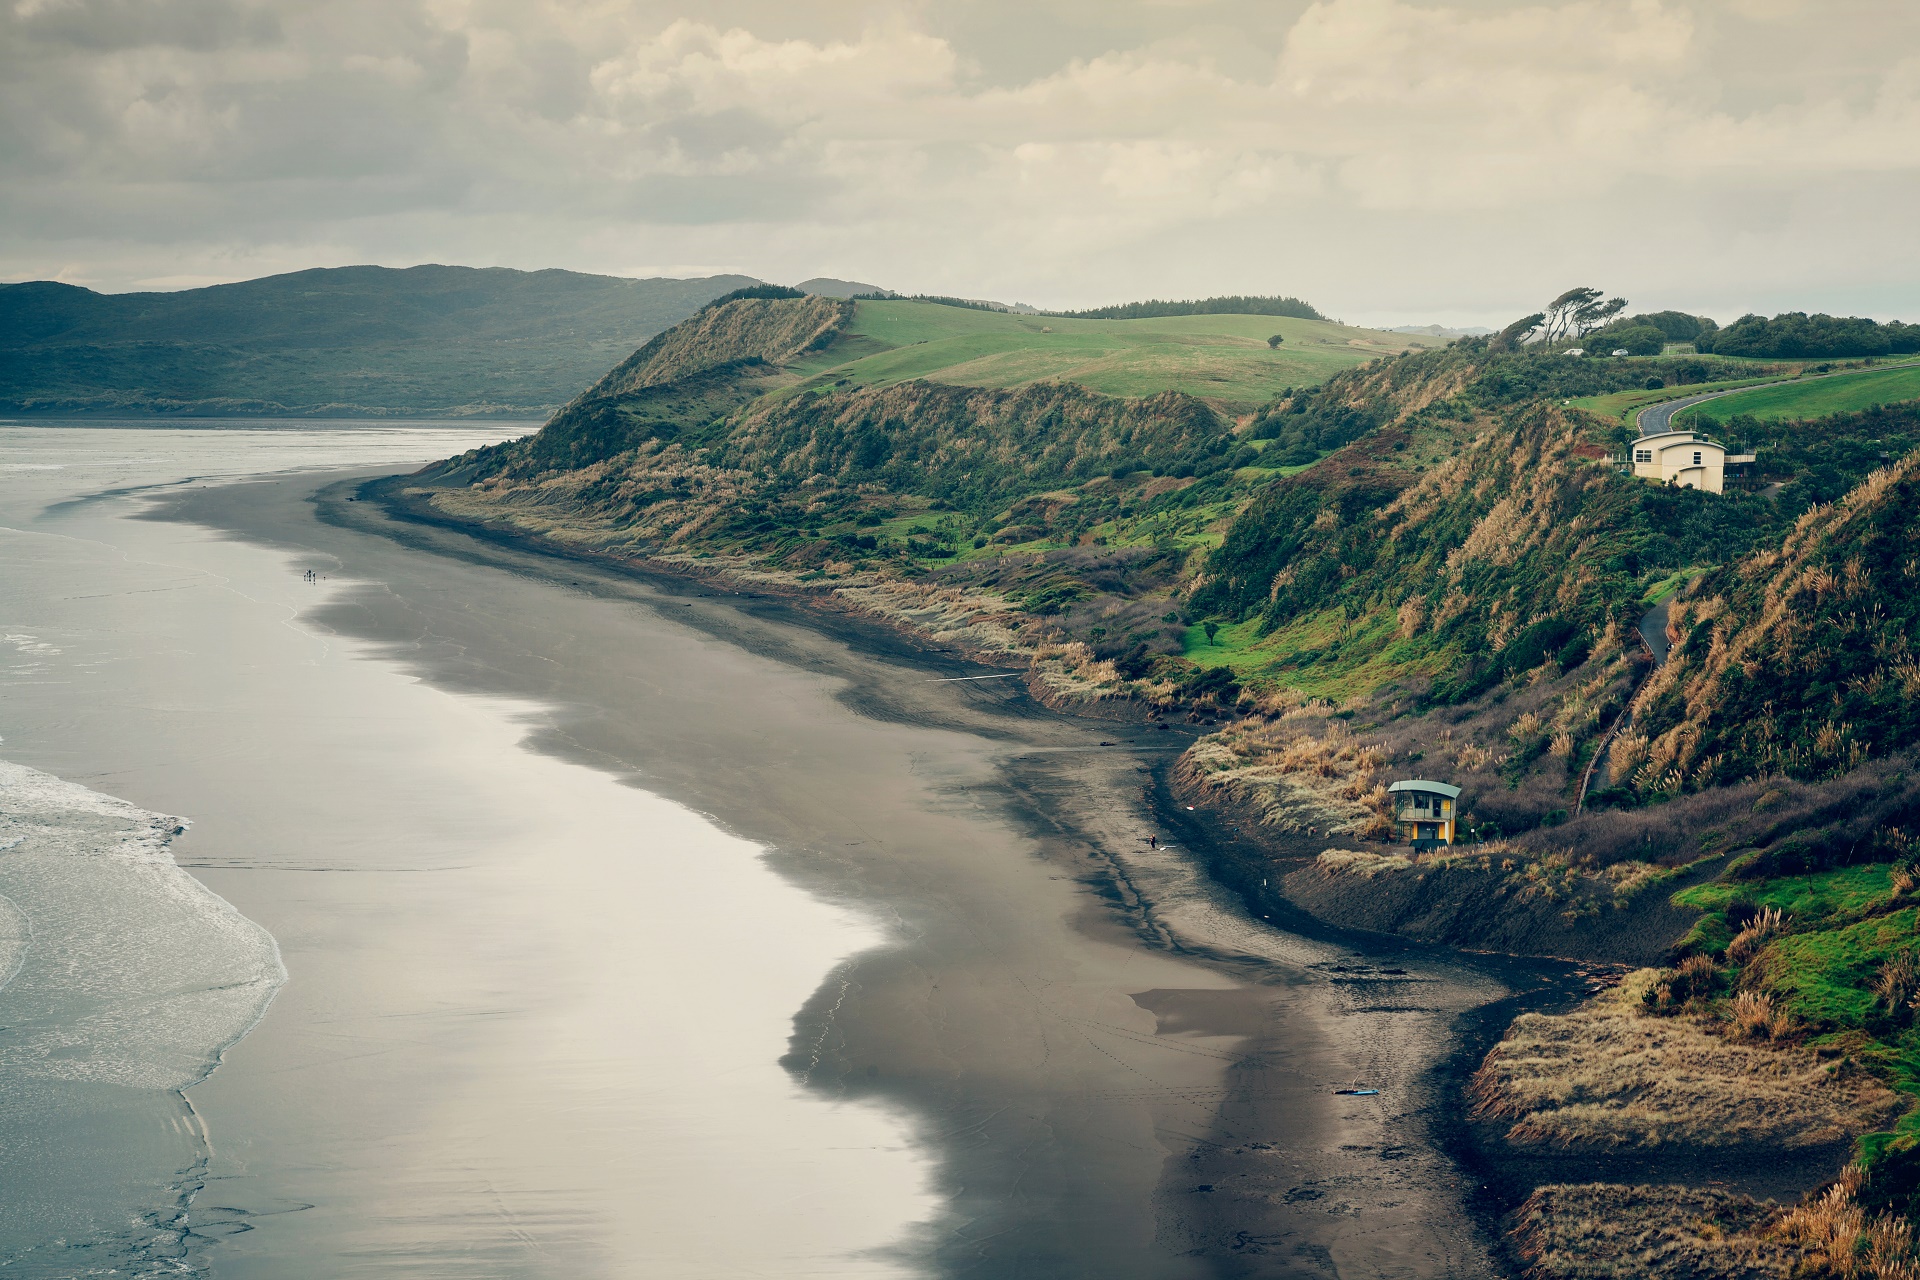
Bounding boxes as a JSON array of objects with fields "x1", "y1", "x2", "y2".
[{"x1": 1636, "y1": 387, "x2": 1755, "y2": 435}]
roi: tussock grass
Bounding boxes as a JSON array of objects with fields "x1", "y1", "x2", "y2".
[
  {"x1": 1518, "y1": 1175, "x2": 1920, "y2": 1279},
  {"x1": 1176, "y1": 711, "x2": 1394, "y2": 838},
  {"x1": 1472, "y1": 971, "x2": 1902, "y2": 1150},
  {"x1": 1513, "y1": 1183, "x2": 1807, "y2": 1279}
]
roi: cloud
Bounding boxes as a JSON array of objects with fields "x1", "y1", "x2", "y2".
[{"x1": 1, "y1": 0, "x2": 1917, "y2": 322}]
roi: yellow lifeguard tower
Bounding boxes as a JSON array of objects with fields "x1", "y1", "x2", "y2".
[{"x1": 1389, "y1": 780, "x2": 1461, "y2": 848}]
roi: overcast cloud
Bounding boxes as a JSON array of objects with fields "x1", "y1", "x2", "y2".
[{"x1": 4, "y1": 0, "x2": 1917, "y2": 325}]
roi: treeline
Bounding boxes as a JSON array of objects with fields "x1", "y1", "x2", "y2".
[
  {"x1": 1473, "y1": 351, "x2": 1755, "y2": 403},
  {"x1": 1049, "y1": 295, "x2": 1326, "y2": 321},
  {"x1": 1699, "y1": 312, "x2": 1920, "y2": 359},
  {"x1": 852, "y1": 292, "x2": 1000, "y2": 312}
]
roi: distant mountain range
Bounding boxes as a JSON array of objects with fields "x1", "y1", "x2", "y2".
[{"x1": 0, "y1": 265, "x2": 761, "y2": 417}]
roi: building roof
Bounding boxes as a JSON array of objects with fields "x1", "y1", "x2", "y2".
[
  {"x1": 1387, "y1": 779, "x2": 1461, "y2": 799},
  {"x1": 1636, "y1": 429, "x2": 1724, "y2": 448}
]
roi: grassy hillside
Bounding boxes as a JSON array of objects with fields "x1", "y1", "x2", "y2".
[
  {"x1": 0, "y1": 265, "x2": 755, "y2": 415},
  {"x1": 1622, "y1": 450, "x2": 1920, "y2": 798},
  {"x1": 1678, "y1": 361, "x2": 1920, "y2": 424},
  {"x1": 783, "y1": 300, "x2": 1436, "y2": 412}
]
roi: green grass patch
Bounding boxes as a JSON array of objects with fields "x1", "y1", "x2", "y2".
[
  {"x1": 1641, "y1": 566, "x2": 1705, "y2": 605},
  {"x1": 1675, "y1": 361, "x2": 1920, "y2": 425},
  {"x1": 1675, "y1": 863, "x2": 1895, "y2": 920},
  {"x1": 784, "y1": 300, "x2": 1435, "y2": 413},
  {"x1": 1764, "y1": 907, "x2": 1917, "y2": 1029},
  {"x1": 1178, "y1": 605, "x2": 1453, "y2": 703}
]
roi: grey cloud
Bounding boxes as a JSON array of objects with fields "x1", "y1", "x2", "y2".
[
  {"x1": 0, "y1": 0, "x2": 1916, "y2": 322},
  {"x1": 8, "y1": 0, "x2": 281, "y2": 52}
]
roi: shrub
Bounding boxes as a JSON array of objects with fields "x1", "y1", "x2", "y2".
[
  {"x1": 1728, "y1": 905, "x2": 1786, "y2": 965},
  {"x1": 1874, "y1": 951, "x2": 1920, "y2": 1017}
]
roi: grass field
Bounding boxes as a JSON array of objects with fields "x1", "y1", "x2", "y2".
[
  {"x1": 1678, "y1": 361, "x2": 1920, "y2": 424},
  {"x1": 1569, "y1": 373, "x2": 1801, "y2": 424},
  {"x1": 785, "y1": 300, "x2": 1440, "y2": 412}
]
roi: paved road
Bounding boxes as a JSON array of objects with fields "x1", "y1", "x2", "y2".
[
  {"x1": 1638, "y1": 597, "x2": 1673, "y2": 664},
  {"x1": 1636, "y1": 386, "x2": 1759, "y2": 435}
]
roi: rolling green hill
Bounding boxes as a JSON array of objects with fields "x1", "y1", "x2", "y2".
[{"x1": 0, "y1": 265, "x2": 756, "y2": 416}]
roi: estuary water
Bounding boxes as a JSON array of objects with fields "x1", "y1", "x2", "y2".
[{"x1": 0, "y1": 422, "x2": 935, "y2": 1277}]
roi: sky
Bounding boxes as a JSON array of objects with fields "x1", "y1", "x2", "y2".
[{"x1": 4, "y1": 0, "x2": 1918, "y2": 328}]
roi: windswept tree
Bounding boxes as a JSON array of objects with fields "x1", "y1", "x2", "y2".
[
  {"x1": 1266, "y1": 334, "x2": 1285, "y2": 349},
  {"x1": 1491, "y1": 312, "x2": 1545, "y2": 352},
  {"x1": 1541, "y1": 287, "x2": 1628, "y2": 345}
]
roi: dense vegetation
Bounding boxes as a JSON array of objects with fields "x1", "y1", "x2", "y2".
[
  {"x1": 1700, "y1": 312, "x2": 1920, "y2": 359},
  {"x1": 1698, "y1": 402, "x2": 1920, "y2": 509},
  {"x1": 0, "y1": 265, "x2": 754, "y2": 415},
  {"x1": 1195, "y1": 403, "x2": 1764, "y2": 698},
  {"x1": 1624, "y1": 449, "x2": 1920, "y2": 796},
  {"x1": 1050, "y1": 295, "x2": 1325, "y2": 321}
]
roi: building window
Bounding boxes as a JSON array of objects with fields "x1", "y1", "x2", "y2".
[
  {"x1": 1413, "y1": 794, "x2": 1429, "y2": 809},
  {"x1": 1635, "y1": 450, "x2": 1652, "y2": 463},
  {"x1": 1693, "y1": 452, "x2": 1702, "y2": 465}
]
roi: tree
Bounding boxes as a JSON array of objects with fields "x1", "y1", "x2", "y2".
[
  {"x1": 1574, "y1": 295, "x2": 1628, "y2": 338},
  {"x1": 1266, "y1": 334, "x2": 1284, "y2": 349},
  {"x1": 1492, "y1": 312, "x2": 1545, "y2": 352},
  {"x1": 1540, "y1": 287, "x2": 1627, "y2": 346},
  {"x1": 1204, "y1": 620, "x2": 1221, "y2": 644}
]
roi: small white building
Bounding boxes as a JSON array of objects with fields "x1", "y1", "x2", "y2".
[{"x1": 1630, "y1": 430, "x2": 1758, "y2": 494}]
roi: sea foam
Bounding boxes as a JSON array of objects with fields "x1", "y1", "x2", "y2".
[{"x1": 0, "y1": 758, "x2": 285, "y2": 1091}]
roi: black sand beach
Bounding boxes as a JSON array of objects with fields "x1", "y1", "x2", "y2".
[{"x1": 137, "y1": 465, "x2": 1579, "y2": 1278}]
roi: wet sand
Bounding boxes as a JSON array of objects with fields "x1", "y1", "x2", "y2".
[{"x1": 140, "y1": 467, "x2": 1554, "y2": 1278}]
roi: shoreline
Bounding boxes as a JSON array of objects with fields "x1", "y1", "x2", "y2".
[{"x1": 346, "y1": 468, "x2": 1598, "y2": 1275}]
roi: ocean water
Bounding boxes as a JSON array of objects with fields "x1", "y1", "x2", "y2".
[
  {"x1": 0, "y1": 759, "x2": 280, "y2": 1271},
  {"x1": 0, "y1": 421, "x2": 937, "y2": 1277}
]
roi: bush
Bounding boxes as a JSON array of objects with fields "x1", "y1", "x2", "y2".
[
  {"x1": 1644, "y1": 376, "x2": 1665, "y2": 390},
  {"x1": 1595, "y1": 324, "x2": 1666, "y2": 357},
  {"x1": 1182, "y1": 665, "x2": 1240, "y2": 703}
]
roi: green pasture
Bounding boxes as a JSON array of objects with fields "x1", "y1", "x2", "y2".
[
  {"x1": 1678, "y1": 361, "x2": 1920, "y2": 425},
  {"x1": 786, "y1": 300, "x2": 1438, "y2": 412}
]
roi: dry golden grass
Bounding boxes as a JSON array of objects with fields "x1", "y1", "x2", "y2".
[
  {"x1": 1472, "y1": 971, "x2": 1902, "y2": 1150},
  {"x1": 1518, "y1": 1176, "x2": 1920, "y2": 1279},
  {"x1": 1513, "y1": 1183, "x2": 1808, "y2": 1280},
  {"x1": 1177, "y1": 713, "x2": 1394, "y2": 837},
  {"x1": 1729, "y1": 905, "x2": 1786, "y2": 965},
  {"x1": 1771, "y1": 1171, "x2": 1920, "y2": 1280}
]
